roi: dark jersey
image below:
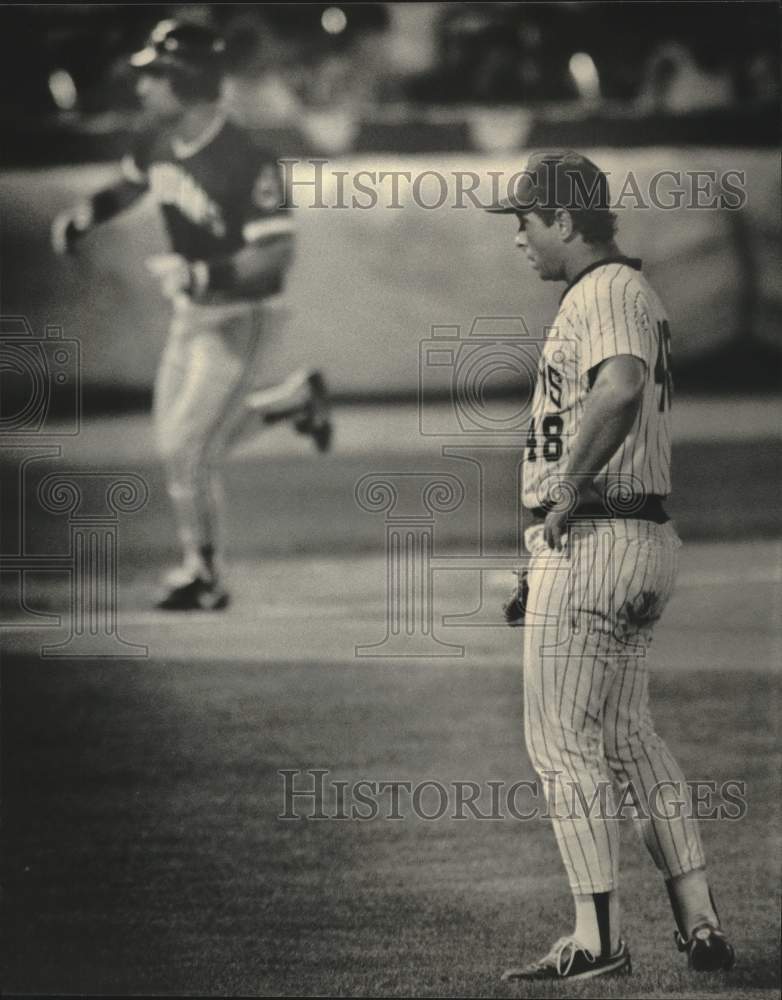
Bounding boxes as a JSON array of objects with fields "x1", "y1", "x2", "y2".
[{"x1": 122, "y1": 115, "x2": 293, "y2": 262}]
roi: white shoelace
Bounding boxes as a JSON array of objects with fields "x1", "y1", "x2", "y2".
[{"x1": 539, "y1": 936, "x2": 597, "y2": 976}]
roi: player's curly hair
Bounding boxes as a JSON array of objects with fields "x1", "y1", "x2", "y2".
[{"x1": 534, "y1": 205, "x2": 618, "y2": 244}]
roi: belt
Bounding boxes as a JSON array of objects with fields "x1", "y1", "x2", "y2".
[{"x1": 526, "y1": 494, "x2": 669, "y2": 525}]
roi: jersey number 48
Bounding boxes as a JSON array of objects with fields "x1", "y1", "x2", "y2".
[{"x1": 525, "y1": 414, "x2": 564, "y2": 462}]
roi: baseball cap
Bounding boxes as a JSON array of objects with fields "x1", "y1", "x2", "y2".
[
  {"x1": 130, "y1": 20, "x2": 226, "y2": 73},
  {"x1": 486, "y1": 150, "x2": 611, "y2": 214}
]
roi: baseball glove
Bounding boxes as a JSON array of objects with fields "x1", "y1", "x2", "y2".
[{"x1": 503, "y1": 569, "x2": 529, "y2": 626}]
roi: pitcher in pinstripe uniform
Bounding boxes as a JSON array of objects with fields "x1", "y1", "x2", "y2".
[{"x1": 488, "y1": 151, "x2": 734, "y2": 982}]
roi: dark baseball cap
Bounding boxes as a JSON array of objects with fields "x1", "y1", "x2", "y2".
[
  {"x1": 130, "y1": 19, "x2": 226, "y2": 73},
  {"x1": 486, "y1": 150, "x2": 611, "y2": 214}
]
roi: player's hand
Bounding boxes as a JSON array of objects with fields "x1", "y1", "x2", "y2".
[
  {"x1": 544, "y1": 508, "x2": 569, "y2": 552},
  {"x1": 145, "y1": 253, "x2": 194, "y2": 299},
  {"x1": 51, "y1": 203, "x2": 93, "y2": 255}
]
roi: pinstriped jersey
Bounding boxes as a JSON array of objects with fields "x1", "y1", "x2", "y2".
[
  {"x1": 522, "y1": 258, "x2": 673, "y2": 510},
  {"x1": 121, "y1": 116, "x2": 293, "y2": 263}
]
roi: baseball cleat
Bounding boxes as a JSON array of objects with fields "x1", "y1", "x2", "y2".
[
  {"x1": 675, "y1": 923, "x2": 735, "y2": 972},
  {"x1": 294, "y1": 370, "x2": 332, "y2": 452},
  {"x1": 155, "y1": 569, "x2": 229, "y2": 611},
  {"x1": 501, "y1": 936, "x2": 631, "y2": 983},
  {"x1": 503, "y1": 569, "x2": 529, "y2": 626}
]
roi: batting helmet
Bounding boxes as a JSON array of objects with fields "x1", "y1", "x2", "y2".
[{"x1": 130, "y1": 20, "x2": 226, "y2": 101}]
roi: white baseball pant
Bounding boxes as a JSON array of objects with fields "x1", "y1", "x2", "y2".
[
  {"x1": 153, "y1": 297, "x2": 303, "y2": 564},
  {"x1": 522, "y1": 517, "x2": 706, "y2": 894}
]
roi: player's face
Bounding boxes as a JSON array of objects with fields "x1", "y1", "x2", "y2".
[
  {"x1": 514, "y1": 212, "x2": 565, "y2": 281},
  {"x1": 135, "y1": 72, "x2": 184, "y2": 120}
]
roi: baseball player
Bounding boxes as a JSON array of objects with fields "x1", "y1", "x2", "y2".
[
  {"x1": 488, "y1": 152, "x2": 735, "y2": 982},
  {"x1": 51, "y1": 20, "x2": 331, "y2": 611}
]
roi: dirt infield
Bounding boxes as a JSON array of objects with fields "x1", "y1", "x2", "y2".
[{"x1": 3, "y1": 537, "x2": 780, "y2": 671}]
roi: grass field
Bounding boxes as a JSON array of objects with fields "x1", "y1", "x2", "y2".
[
  {"x1": 3, "y1": 655, "x2": 780, "y2": 997},
  {"x1": 1, "y1": 405, "x2": 781, "y2": 998}
]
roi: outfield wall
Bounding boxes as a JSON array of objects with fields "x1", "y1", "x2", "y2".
[{"x1": 1, "y1": 148, "x2": 779, "y2": 396}]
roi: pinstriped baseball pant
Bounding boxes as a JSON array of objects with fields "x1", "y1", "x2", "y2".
[{"x1": 522, "y1": 518, "x2": 706, "y2": 895}]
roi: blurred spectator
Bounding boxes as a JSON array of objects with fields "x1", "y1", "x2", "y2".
[
  {"x1": 632, "y1": 2, "x2": 779, "y2": 112},
  {"x1": 405, "y1": 4, "x2": 550, "y2": 104},
  {"x1": 220, "y1": 14, "x2": 306, "y2": 126},
  {"x1": 637, "y1": 41, "x2": 735, "y2": 113},
  {"x1": 221, "y1": 4, "x2": 390, "y2": 129},
  {"x1": 743, "y1": 49, "x2": 780, "y2": 103}
]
